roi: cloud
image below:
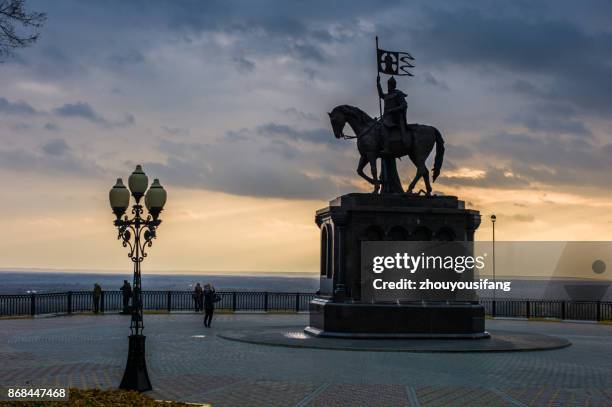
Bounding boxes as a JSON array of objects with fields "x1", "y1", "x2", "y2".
[
  {"x1": 41, "y1": 139, "x2": 70, "y2": 156},
  {"x1": 421, "y1": 72, "x2": 449, "y2": 91},
  {"x1": 3, "y1": 0, "x2": 612, "y2": 201},
  {"x1": 439, "y1": 166, "x2": 530, "y2": 189},
  {"x1": 53, "y1": 102, "x2": 105, "y2": 123},
  {"x1": 256, "y1": 122, "x2": 336, "y2": 147},
  {"x1": 445, "y1": 144, "x2": 473, "y2": 161},
  {"x1": 408, "y1": 6, "x2": 612, "y2": 116},
  {"x1": 161, "y1": 126, "x2": 190, "y2": 136},
  {"x1": 0, "y1": 97, "x2": 39, "y2": 115},
  {"x1": 0, "y1": 140, "x2": 101, "y2": 176},
  {"x1": 511, "y1": 213, "x2": 535, "y2": 223},
  {"x1": 461, "y1": 132, "x2": 612, "y2": 189},
  {"x1": 280, "y1": 107, "x2": 318, "y2": 122},
  {"x1": 52, "y1": 102, "x2": 134, "y2": 127},
  {"x1": 145, "y1": 122, "x2": 356, "y2": 200},
  {"x1": 231, "y1": 55, "x2": 255, "y2": 73},
  {"x1": 507, "y1": 101, "x2": 592, "y2": 138},
  {"x1": 106, "y1": 49, "x2": 145, "y2": 68},
  {"x1": 44, "y1": 122, "x2": 60, "y2": 131}
]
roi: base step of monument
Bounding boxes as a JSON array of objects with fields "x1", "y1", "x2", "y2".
[
  {"x1": 304, "y1": 326, "x2": 490, "y2": 339},
  {"x1": 309, "y1": 299, "x2": 487, "y2": 337}
]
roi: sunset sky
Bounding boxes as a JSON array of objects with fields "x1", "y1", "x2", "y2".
[{"x1": 1, "y1": 1, "x2": 612, "y2": 274}]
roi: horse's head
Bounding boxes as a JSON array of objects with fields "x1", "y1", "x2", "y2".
[{"x1": 328, "y1": 106, "x2": 347, "y2": 139}]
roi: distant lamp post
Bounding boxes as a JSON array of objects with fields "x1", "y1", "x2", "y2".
[
  {"x1": 109, "y1": 165, "x2": 167, "y2": 392},
  {"x1": 490, "y1": 214, "x2": 496, "y2": 317}
]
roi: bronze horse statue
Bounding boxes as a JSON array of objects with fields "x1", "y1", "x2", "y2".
[{"x1": 328, "y1": 104, "x2": 445, "y2": 195}]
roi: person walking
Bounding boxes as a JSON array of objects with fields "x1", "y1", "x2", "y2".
[
  {"x1": 203, "y1": 283, "x2": 219, "y2": 328},
  {"x1": 120, "y1": 280, "x2": 132, "y2": 314},
  {"x1": 194, "y1": 283, "x2": 203, "y2": 312},
  {"x1": 92, "y1": 283, "x2": 102, "y2": 313}
]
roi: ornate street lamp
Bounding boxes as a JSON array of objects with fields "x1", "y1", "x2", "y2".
[{"x1": 109, "y1": 165, "x2": 167, "y2": 392}]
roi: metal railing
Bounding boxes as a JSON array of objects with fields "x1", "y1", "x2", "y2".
[
  {"x1": 480, "y1": 298, "x2": 612, "y2": 321},
  {"x1": 0, "y1": 292, "x2": 610, "y2": 322},
  {"x1": 0, "y1": 291, "x2": 316, "y2": 317}
]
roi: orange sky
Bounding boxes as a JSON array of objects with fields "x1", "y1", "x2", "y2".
[{"x1": 1, "y1": 168, "x2": 612, "y2": 274}]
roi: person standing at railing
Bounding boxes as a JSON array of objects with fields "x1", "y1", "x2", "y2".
[
  {"x1": 120, "y1": 280, "x2": 132, "y2": 314},
  {"x1": 194, "y1": 283, "x2": 203, "y2": 312},
  {"x1": 92, "y1": 283, "x2": 102, "y2": 313},
  {"x1": 203, "y1": 283, "x2": 221, "y2": 327}
]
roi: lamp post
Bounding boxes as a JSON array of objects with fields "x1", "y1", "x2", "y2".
[
  {"x1": 109, "y1": 165, "x2": 167, "y2": 392},
  {"x1": 490, "y1": 214, "x2": 496, "y2": 317}
]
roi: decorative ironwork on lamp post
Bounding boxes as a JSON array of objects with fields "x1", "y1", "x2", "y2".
[{"x1": 109, "y1": 164, "x2": 167, "y2": 392}]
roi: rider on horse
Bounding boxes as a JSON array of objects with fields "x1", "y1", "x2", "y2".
[{"x1": 377, "y1": 75, "x2": 408, "y2": 155}]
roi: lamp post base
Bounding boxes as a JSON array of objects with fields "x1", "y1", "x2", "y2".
[{"x1": 119, "y1": 334, "x2": 152, "y2": 392}]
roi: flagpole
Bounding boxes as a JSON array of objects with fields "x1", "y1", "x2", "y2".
[{"x1": 376, "y1": 36, "x2": 382, "y2": 119}]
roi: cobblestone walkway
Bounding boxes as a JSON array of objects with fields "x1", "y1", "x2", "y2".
[{"x1": 1, "y1": 314, "x2": 611, "y2": 406}]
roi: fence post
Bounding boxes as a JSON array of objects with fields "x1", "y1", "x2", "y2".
[
  {"x1": 232, "y1": 292, "x2": 237, "y2": 312},
  {"x1": 295, "y1": 292, "x2": 300, "y2": 312},
  {"x1": 491, "y1": 300, "x2": 496, "y2": 318},
  {"x1": 526, "y1": 300, "x2": 530, "y2": 319},
  {"x1": 167, "y1": 291, "x2": 172, "y2": 312},
  {"x1": 561, "y1": 301, "x2": 565, "y2": 320},
  {"x1": 597, "y1": 301, "x2": 601, "y2": 322},
  {"x1": 264, "y1": 292, "x2": 268, "y2": 312},
  {"x1": 30, "y1": 294, "x2": 36, "y2": 316},
  {"x1": 100, "y1": 291, "x2": 105, "y2": 313},
  {"x1": 67, "y1": 291, "x2": 72, "y2": 314}
]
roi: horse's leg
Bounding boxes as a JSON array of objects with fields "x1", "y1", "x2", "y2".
[
  {"x1": 406, "y1": 167, "x2": 421, "y2": 194},
  {"x1": 357, "y1": 154, "x2": 375, "y2": 185},
  {"x1": 406, "y1": 158, "x2": 430, "y2": 194},
  {"x1": 366, "y1": 152, "x2": 380, "y2": 193},
  {"x1": 422, "y1": 165, "x2": 433, "y2": 196}
]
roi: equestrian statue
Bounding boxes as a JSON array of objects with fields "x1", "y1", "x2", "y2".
[
  {"x1": 328, "y1": 39, "x2": 445, "y2": 196},
  {"x1": 328, "y1": 76, "x2": 445, "y2": 196}
]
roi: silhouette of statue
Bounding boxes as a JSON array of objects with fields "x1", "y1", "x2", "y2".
[
  {"x1": 328, "y1": 105, "x2": 444, "y2": 195},
  {"x1": 377, "y1": 75, "x2": 408, "y2": 155}
]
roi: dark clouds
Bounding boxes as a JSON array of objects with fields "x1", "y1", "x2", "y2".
[
  {"x1": 232, "y1": 55, "x2": 255, "y2": 73},
  {"x1": 41, "y1": 138, "x2": 70, "y2": 156},
  {"x1": 145, "y1": 122, "x2": 356, "y2": 200},
  {"x1": 467, "y1": 131, "x2": 612, "y2": 189},
  {"x1": 1, "y1": 0, "x2": 611, "y2": 199},
  {"x1": 0, "y1": 97, "x2": 39, "y2": 115},
  {"x1": 0, "y1": 96, "x2": 135, "y2": 128},
  {"x1": 256, "y1": 123, "x2": 337, "y2": 147},
  {"x1": 408, "y1": 6, "x2": 612, "y2": 116},
  {"x1": 0, "y1": 139, "x2": 100, "y2": 175},
  {"x1": 53, "y1": 102, "x2": 134, "y2": 127}
]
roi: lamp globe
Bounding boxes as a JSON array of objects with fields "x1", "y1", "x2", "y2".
[
  {"x1": 109, "y1": 178, "x2": 130, "y2": 219},
  {"x1": 128, "y1": 165, "x2": 149, "y2": 202},
  {"x1": 145, "y1": 179, "x2": 167, "y2": 220}
]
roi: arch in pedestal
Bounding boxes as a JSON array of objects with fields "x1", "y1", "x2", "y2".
[
  {"x1": 387, "y1": 225, "x2": 409, "y2": 241},
  {"x1": 361, "y1": 225, "x2": 385, "y2": 241},
  {"x1": 320, "y1": 223, "x2": 333, "y2": 278},
  {"x1": 410, "y1": 226, "x2": 432, "y2": 241},
  {"x1": 434, "y1": 227, "x2": 456, "y2": 241}
]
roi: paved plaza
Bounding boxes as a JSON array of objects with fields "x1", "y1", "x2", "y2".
[{"x1": 1, "y1": 313, "x2": 611, "y2": 406}]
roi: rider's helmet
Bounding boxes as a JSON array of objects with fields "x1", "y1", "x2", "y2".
[{"x1": 387, "y1": 76, "x2": 396, "y2": 91}]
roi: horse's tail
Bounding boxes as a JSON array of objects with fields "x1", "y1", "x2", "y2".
[{"x1": 432, "y1": 127, "x2": 445, "y2": 182}]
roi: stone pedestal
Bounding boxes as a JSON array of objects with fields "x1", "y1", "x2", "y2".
[{"x1": 306, "y1": 193, "x2": 487, "y2": 338}]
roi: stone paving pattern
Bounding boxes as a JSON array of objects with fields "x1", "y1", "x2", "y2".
[{"x1": 0, "y1": 314, "x2": 611, "y2": 406}]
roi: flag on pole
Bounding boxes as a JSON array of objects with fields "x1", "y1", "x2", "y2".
[{"x1": 376, "y1": 47, "x2": 414, "y2": 76}]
